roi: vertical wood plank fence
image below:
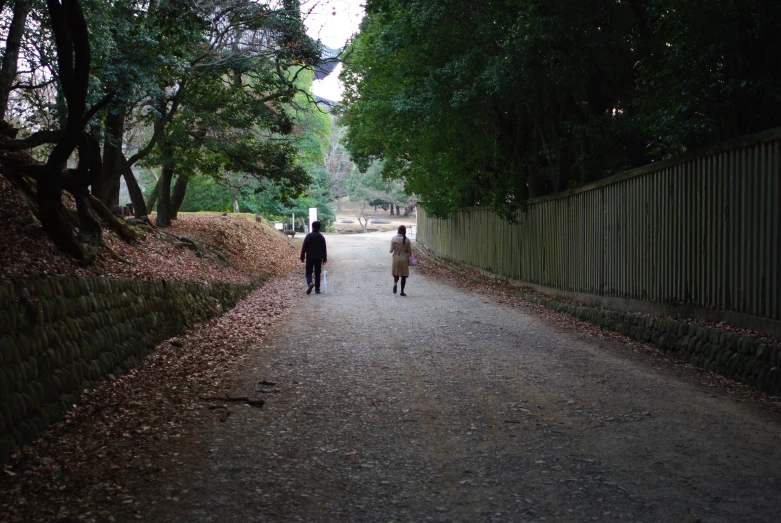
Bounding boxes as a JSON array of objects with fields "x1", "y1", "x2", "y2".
[{"x1": 417, "y1": 128, "x2": 781, "y2": 335}]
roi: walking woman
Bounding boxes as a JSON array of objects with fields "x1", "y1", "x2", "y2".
[{"x1": 390, "y1": 225, "x2": 412, "y2": 296}]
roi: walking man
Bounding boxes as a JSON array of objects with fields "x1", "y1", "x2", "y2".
[{"x1": 300, "y1": 221, "x2": 327, "y2": 294}]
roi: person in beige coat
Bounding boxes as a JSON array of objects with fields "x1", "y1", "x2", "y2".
[{"x1": 390, "y1": 225, "x2": 412, "y2": 296}]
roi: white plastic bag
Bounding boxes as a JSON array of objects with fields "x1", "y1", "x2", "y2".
[{"x1": 322, "y1": 267, "x2": 327, "y2": 293}]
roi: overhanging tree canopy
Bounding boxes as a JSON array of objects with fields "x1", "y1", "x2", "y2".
[
  {"x1": 340, "y1": 0, "x2": 781, "y2": 220},
  {"x1": 0, "y1": 0, "x2": 325, "y2": 259}
]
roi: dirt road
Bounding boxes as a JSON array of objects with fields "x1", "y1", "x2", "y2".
[{"x1": 155, "y1": 232, "x2": 780, "y2": 522}]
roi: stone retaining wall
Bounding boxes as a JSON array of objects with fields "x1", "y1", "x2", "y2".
[
  {"x1": 545, "y1": 300, "x2": 780, "y2": 395},
  {"x1": 0, "y1": 276, "x2": 257, "y2": 464}
]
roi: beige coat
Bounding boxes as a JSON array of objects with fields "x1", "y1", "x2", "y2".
[{"x1": 390, "y1": 234, "x2": 412, "y2": 277}]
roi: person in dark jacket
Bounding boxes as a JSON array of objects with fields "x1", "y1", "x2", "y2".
[{"x1": 300, "y1": 221, "x2": 327, "y2": 294}]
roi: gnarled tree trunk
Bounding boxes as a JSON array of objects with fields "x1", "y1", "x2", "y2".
[
  {"x1": 93, "y1": 107, "x2": 125, "y2": 206},
  {"x1": 121, "y1": 153, "x2": 148, "y2": 217},
  {"x1": 38, "y1": 0, "x2": 97, "y2": 261},
  {"x1": 170, "y1": 174, "x2": 188, "y2": 219},
  {"x1": 146, "y1": 178, "x2": 160, "y2": 211},
  {"x1": 0, "y1": 0, "x2": 30, "y2": 121},
  {"x1": 156, "y1": 160, "x2": 174, "y2": 227}
]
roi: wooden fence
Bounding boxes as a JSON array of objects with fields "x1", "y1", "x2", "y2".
[{"x1": 417, "y1": 128, "x2": 781, "y2": 335}]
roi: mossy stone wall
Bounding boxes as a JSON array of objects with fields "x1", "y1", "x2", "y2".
[
  {"x1": 0, "y1": 276, "x2": 256, "y2": 464},
  {"x1": 543, "y1": 299, "x2": 781, "y2": 395}
]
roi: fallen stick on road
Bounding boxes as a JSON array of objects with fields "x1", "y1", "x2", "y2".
[{"x1": 199, "y1": 396, "x2": 265, "y2": 408}]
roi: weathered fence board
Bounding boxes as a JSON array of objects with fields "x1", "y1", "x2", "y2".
[{"x1": 417, "y1": 128, "x2": 781, "y2": 336}]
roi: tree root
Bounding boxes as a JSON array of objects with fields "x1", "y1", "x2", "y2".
[
  {"x1": 99, "y1": 239, "x2": 130, "y2": 264},
  {"x1": 213, "y1": 251, "x2": 231, "y2": 266},
  {"x1": 175, "y1": 235, "x2": 202, "y2": 256},
  {"x1": 158, "y1": 229, "x2": 204, "y2": 257},
  {"x1": 88, "y1": 195, "x2": 137, "y2": 243}
]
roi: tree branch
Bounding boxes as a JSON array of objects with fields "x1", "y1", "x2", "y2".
[
  {"x1": 0, "y1": 130, "x2": 62, "y2": 150},
  {"x1": 126, "y1": 79, "x2": 187, "y2": 167},
  {"x1": 83, "y1": 89, "x2": 117, "y2": 125}
]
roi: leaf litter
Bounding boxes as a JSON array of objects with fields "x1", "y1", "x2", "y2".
[
  {"x1": 0, "y1": 176, "x2": 297, "y2": 285},
  {"x1": 0, "y1": 273, "x2": 303, "y2": 521},
  {"x1": 0, "y1": 178, "x2": 305, "y2": 521}
]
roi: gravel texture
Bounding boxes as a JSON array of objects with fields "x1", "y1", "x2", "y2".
[{"x1": 137, "y1": 231, "x2": 781, "y2": 523}]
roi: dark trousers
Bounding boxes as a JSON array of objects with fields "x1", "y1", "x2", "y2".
[{"x1": 305, "y1": 258, "x2": 322, "y2": 291}]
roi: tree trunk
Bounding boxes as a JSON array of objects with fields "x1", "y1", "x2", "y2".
[
  {"x1": 73, "y1": 186, "x2": 101, "y2": 247},
  {"x1": 231, "y1": 187, "x2": 240, "y2": 213},
  {"x1": 120, "y1": 156, "x2": 148, "y2": 217},
  {"x1": 156, "y1": 162, "x2": 174, "y2": 227},
  {"x1": 45, "y1": 0, "x2": 90, "y2": 168},
  {"x1": 170, "y1": 175, "x2": 188, "y2": 219},
  {"x1": 37, "y1": 174, "x2": 74, "y2": 252},
  {"x1": 88, "y1": 194, "x2": 136, "y2": 242},
  {"x1": 37, "y1": 177, "x2": 97, "y2": 262},
  {"x1": 0, "y1": 0, "x2": 29, "y2": 121},
  {"x1": 146, "y1": 179, "x2": 160, "y2": 211},
  {"x1": 93, "y1": 107, "x2": 125, "y2": 206},
  {"x1": 38, "y1": 0, "x2": 96, "y2": 262}
]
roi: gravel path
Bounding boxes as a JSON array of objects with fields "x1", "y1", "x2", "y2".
[{"x1": 154, "y1": 232, "x2": 781, "y2": 523}]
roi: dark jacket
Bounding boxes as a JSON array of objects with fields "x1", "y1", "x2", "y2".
[{"x1": 300, "y1": 231, "x2": 327, "y2": 263}]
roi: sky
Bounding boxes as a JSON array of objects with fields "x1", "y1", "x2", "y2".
[{"x1": 302, "y1": 0, "x2": 365, "y2": 101}]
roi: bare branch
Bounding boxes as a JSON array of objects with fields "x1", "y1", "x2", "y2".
[{"x1": 11, "y1": 78, "x2": 58, "y2": 90}]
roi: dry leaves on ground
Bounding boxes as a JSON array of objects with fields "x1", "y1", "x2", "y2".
[
  {"x1": 0, "y1": 176, "x2": 299, "y2": 284},
  {"x1": 0, "y1": 273, "x2": 302, "y2": 522},
  {"x1": 0, "y1": 178, "x2": 305, "y2": 520}
]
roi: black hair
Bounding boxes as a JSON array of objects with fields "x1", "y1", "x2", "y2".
[
  {"x1": 312, "y1": 221, "x2": 321, "y2": 232},
  {"x1": 398, "y1": 224, "x2": 406, "y2": 244}
]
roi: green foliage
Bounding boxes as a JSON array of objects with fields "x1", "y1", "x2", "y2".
[
  {"x1": 230, "y1": 178, "x2": 334, "y2": 226},
  {"x1": 341, "y1": 0, "x2": 781, "y2": 219},
  {"x1": 83, "y1": 0, "x2": 203, "y2": 108},
  {"x1": 158, "y1": 45, "x2": 334, "y2": 217},
  {"x1": 3, "y1": 0, "x2": 336, "y2": 235},
  {"x1": 179, "y1": 174, "x2": 335, "y2": 227},
  {"x1": 289, "y1": 68, "x2": 332, "y2": 166},
  {"x1": 287, "y1": 194, "x2": 335, "y2": 227},
  {"x1": 346, "y1": 161, "x2": 410, "y2": 210},
  {"x1": 178, "y1": 177, "x2": 232, "y2": 213},
  {"x1": 148, "y1": 57, "x2": 313, "y2": 197},
  {"x1": 636, "y1": 0, "x2": 781, "y2": 157}
]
